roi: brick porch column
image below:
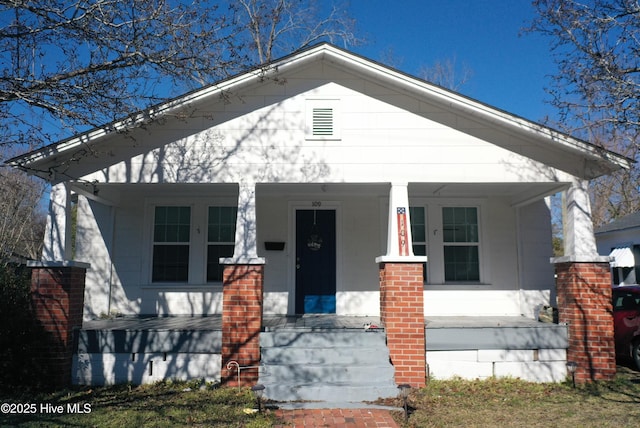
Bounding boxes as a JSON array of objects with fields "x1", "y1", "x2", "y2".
[
  {"x1": 379, "y1": 262, "x2": 426, "y2": 387},
  {"x1": 554, "y1": 261, "x2": 616, "y2": 383},
  {"x1": 220, "y1": 182, "x2": 266, "y2": 387},
  {"x1": 551, "y1": 179, "x2": 615, "y2": 383},
  {"x1": 376, "y1": 182, "x2": 427, "y2": 387},
  {"x1": 28, "y1": 261, "x2": 89, "y2": 389},
  {"x1": 221, "y1": 264, "x2": 264, "y2": 387}
]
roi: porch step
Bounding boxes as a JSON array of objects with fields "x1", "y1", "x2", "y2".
[{"x1": 258, "y1": 330, "x2": 398, "y2": 405}]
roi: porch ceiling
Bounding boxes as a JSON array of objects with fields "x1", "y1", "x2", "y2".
[
  {"x1": 408, "y1": 182, "x2": 568, "y2": 207},
  {"x1": 71, "y1": 181, "x2": 566, "y2": 208}
]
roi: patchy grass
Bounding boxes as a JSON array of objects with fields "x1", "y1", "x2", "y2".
[
  {"x1": 0, "y1": 381, "x2": 278, "y2": 427},
  {"x1": 3, "y1": 366, "x2": 640, "y2": 427},
  {"x1": 392, "y1": 365, "x2": 640, "y2": 427}
]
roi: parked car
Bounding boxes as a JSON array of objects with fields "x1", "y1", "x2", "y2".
[{"x1": 612, "y1": 285, "x2": 640, "y2": 370}]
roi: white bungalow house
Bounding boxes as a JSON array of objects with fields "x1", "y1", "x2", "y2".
[{"x1": 7, "y1": 44, "x2": 630, "y2": 391}]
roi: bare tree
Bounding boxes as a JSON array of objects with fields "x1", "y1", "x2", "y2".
[
  {"x1": 230, "y1": 0, "x2": 359, "y2": 64},
  {"x1": 588, "y1": 128, "x2": 640, "y2": 226},
  {"x1": 371, "y1": 47, "x2": 473, "y2": 92},
  {"x1": 1, "y1": 0, "x2": 241, "y2": 150},
  {"x1": 418, "y1": 56, "x2": 473, "y2": 91},
  {"x1": 530, "y1": 0, "x2": 640, "y2": 226},
  {"x1": 0, "y1": 167, "x2": 46, "y2": 265},
  {"x1": 0, "y1": 0, "x2": 358, "y2": 152}
]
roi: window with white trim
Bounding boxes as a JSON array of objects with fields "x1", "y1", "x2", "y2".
[
  {"x1": 206, "y1": 206, "x2": 237, "y2": 282},
  {"x1": 152, "y1": 206, "x2": 191, "y2": 282},
  {"x1": 150, "y1": 203, "x2": 237, "y2": 284},
  {"x1": 442, "y1": 207, "x2": 480, "y2": 282}
]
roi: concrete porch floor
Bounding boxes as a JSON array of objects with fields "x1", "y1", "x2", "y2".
[
  {"x1": 81, "y1": 314, "x2": 547, "y2": 331},
  {"x1": 81, "y1": 314, "x2": 383, "y2": 331},
  {"x1": 425, "y1": 315, "x2": 552, "y2": 328},
  {"x1": 262, "y1": 314, "x2": 382, "y2": 331}
]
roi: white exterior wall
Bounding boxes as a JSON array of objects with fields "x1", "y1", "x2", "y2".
[
  {"x1": 76, "y1": 196, "x2": 110, "y2": 319},
  {"x1": 79, "y1": 79, "x2": 576, "y2": 187},
  {"x1": 517, "y1": 199, "x2": 556, "y2": 314},
  {"x1": 427, "y1": 348, "x2": 568, "y2": 382},
  {"x1": 73, "y1": 352, "x2": 221, "y2": 385}
]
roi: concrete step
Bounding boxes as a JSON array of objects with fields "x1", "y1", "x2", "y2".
[
  {"x1": 260, "y1": 330, "x2": 386, "y2": 348},
  {"x1": 260, "y1": 363, "x2": 395, "y2": 383},
  {"x1": 260, "y1": 346, "x2": 390, "y2": 365},
  {"x1": 262, "y1": 382, "x2": 399, "y2": 403},
  {"x1": 258, "y1": 329, "x2": 397, "y2": 404}
]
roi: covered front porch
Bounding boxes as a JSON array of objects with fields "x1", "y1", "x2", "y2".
[
  {"x1": 32, "y1": 176, "x2": 612, "y2": 389},
  {"x1": 56, "y1": 179, "x2": 565, "y2": 319}
]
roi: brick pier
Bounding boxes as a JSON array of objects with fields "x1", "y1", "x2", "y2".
[
  {"x1": 555, "y1": 261, "x2": 616, "y2": 383},
  {"x1": 221, "y1": 264, "x2": 264, "y2": 387},
  {"x1": 379, "y1": 262, "x2": 426, "y2": 387},
  {"x1": 29, "y1": 262, "x2": 89, "y2": 389}
]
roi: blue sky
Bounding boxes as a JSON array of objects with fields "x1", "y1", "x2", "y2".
[{"x1": 346, "y1": 1, "x2": 557, "y2": 124}]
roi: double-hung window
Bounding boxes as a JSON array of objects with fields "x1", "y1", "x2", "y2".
[
  {"x1": 442, "y1": 207, "x2": 480, "y2": 282},
  {"x1": 206, "y1": 206, "x2": 237, "y2": 282},
  {"x1": 152, "y1": 206, "x2": 191, "y2": 282},
  {"x1": 151, "y1": 203, "x2": 237, "y2": 284}
]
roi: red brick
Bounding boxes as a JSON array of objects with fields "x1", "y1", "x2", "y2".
[
  {"x1": 221, "y1": 264, "x2": 264, "y2": 387},
  {"x1": 379, "y1": 262, "x2": 425, "y2": 388},
  {"x1": 556, "y1": 262, "x2": 615, "y2": 383},
  {"x1": 30, "y1": 266, "x2": 87, "y2": 389}
]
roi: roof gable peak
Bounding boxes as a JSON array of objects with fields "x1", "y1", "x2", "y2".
[{"x1": 6, "y1": 42, "x2": 632, "y2": 179}]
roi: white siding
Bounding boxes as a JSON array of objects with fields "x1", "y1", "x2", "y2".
[{"x1": 78, "y1": 81, "x2": 575, "y2": 187}]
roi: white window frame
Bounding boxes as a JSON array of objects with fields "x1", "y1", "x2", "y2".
[
  {"x1": 441, "y1": 206, "x2": 481, "y2": 283},
  {"x1": 151, "y1": 205, "x2": 192, "y2": 283},
  {"x1": 143, "y1": 197, "x2": 237, "y2": 287},
  {"x1": 406, "y1": 198, "x2": 487, "y2": 286}
]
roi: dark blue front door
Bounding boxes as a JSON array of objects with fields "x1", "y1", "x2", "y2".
[{"x1": 295, "y1": 209, "x2": 336, "y2": 314}]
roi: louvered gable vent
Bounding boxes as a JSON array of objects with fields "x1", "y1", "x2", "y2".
[
  {"x1": 306, "y1": 99, "x2": 340, "y2": 140},
  {"x1": 312, "y1": 107, "x2": 334, "y2": 136}
]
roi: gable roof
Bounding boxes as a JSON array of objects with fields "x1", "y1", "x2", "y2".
[
  {"x1": 6, "y1": 43, "x2": 633, "y2": 180},
  {"x1": 596, "y1": 211, "x2": 640, "y2": 234}
]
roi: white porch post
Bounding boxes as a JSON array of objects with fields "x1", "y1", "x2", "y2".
[
  {"x1": 559, "y1": 179, "x2": 606, "y2": 261},
  {"x1": 375, "y1": 182, "x2": 425, "y2": 263},
  {"x1": 550, "y1": 177, "x2": 609, "y2": 269},
  {"x1": 221, "y1": 181, "x2": 265, "y2": 265},
  {"x1": 42, "y1": 182, "x2": 72, "y2": 261}
]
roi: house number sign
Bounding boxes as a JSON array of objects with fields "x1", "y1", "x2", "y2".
[
  {"x1": 311, "y1": 201, "x2": 322, "y2": 207},
  {"x1": 397, "y1": 207, "x2": 409, "y2": 256}
]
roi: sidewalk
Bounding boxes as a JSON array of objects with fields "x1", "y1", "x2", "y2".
[{"x1": 273, "y1": 407, "x2": 401, "y2": 427}]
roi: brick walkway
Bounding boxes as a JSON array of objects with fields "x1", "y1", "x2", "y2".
[{"x1": 273, "y1": 408, "x2": 400, "y2": 427}]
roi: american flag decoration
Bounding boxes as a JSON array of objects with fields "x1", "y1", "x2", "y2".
[{"x1": 397, "y1": 207, "x2": 409, "y2": 256}]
